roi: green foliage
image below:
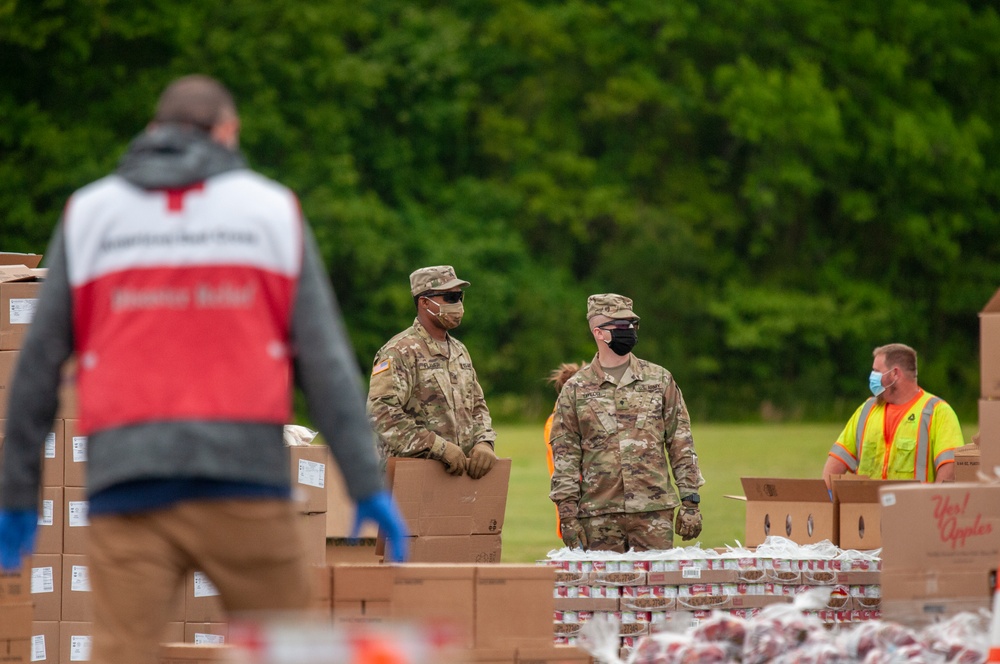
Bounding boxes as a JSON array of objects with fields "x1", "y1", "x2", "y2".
[{"x1": 3, "y1": 0, "x2": 998, "y2": 421}]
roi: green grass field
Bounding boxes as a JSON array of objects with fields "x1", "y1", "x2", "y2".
[{"x1": 498, "y1": 421, "x2": 979, "y2": 562}]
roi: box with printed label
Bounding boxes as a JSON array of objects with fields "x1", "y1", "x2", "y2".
[
  {"x1": 184, "y1": 571, "x2": 225, "y2": 624},
  {"x1": 0, "y1": 266, "x2": 44, "y2": 350},
  {"x1": 59, "y1": 622, "x2": 91, "y2": 664},
  {"x1": 287, "y1": 444, "x2": 328, "y2": 514},
  {"x1": 62, "y1": 487, "x2": 89, "y2": 555},
  {"x1": 36, "y1": 487, "x2": 64, "y2": 555},
  {"x1": 41, "y1": 420, "x2": 66, "y2": 488},
  {"x1": 63, "y1": 420, "x2": 87, "y2": 488},
  {"x1": 955, "y1": 444, "x2": 981, "y2": 483},
  {"x1": 30, "y1": 621, "x2": 59, "y2": 663},
  {"x1": 60, "y1": 554, "x2": 92, "y2": 622},
  {"x1": 475, "y1": 565, "x2": 555, "y2": 649},
  {"x1": 880, "y1": 482, "x2": 1000, "y2": 627},
  {"x1": 30, "y1": 554, "x2": 62, "y2": 621},
  {"x1": 735, "y1": 478, "x2": 838, "y2": 547}
]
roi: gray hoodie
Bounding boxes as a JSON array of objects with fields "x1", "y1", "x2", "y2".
[{"x1": 0, "y1": 126, "x2": 383, "y2": 509}]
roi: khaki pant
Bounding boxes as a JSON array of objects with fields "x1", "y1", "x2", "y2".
[
  {"x1": 579, "y1": 509, "x2": 676, "y2": 552},
  {"x1": 88, "y1": 498, "x2": 309, "y2": 664}
]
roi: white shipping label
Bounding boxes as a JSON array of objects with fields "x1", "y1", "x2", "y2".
[
  {"x1": 38, "y1": 500, "x2": 53, "y2": 527},
  {"x1": 297, "y1": 459, "x2": 325, "y2": 489},
  {"x1": 31, "y1": 566, "x2": 55, "y2": 594},
  {"x1": 10, "y1": 298, "x2": 38, "y2": 324},
  {"x1": 68, "y1": 500, "x2": 89, "y2": 527},
  {"x1": 881, "y1": 493, "x2": 896, "y2": 507},
  {"x1": 69, "y1": 635, "x2": 91, "y2": 661},
  {"x1": 194, "y1": 633, "x2": 225, "y2": 645},
  {"x1": 71, "y1": 565, "x2": 90, "y2": 592},
  {"x1": 31, "y1": 634, "x2": 46, "y2": 662},
  {"x1": 72, "y1": 437, "x2": 88, "y2": 463},
  {"x1": 45, "y1": 432, "x2": 56, "y2": 458},
  {"x1": 193, "y1": 571, "x2": 220, "y2": 597}
]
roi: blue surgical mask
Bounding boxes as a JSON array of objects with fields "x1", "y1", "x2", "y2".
[{"x1": 868, "y1": 371, "x2": 885, "y2": 397}]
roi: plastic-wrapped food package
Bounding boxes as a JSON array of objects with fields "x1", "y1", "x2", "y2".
[
  {"x1": 689, "y1": 612, "x2": 748, "y2": 651},
  {"x1": 743, "y1": 597, "x2": 828, "y2": 664}
]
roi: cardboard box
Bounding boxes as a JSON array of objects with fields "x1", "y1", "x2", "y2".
[
  {"x1": 326, "y1": 455, "x2": 377, "y2": 538},
  {"x1": 0, "y1": 637, "x2": 30, "y2": 662},
  {"x1": 0, "y1": 266, "x2": 44, "y2": 350},
  {"x1": 391, "y1": 564, "x2": 476, "y2": 648},
  {"x1": 386, "y1": 458, "x2": 510, "y2": 537},
  {"x1": 0, "y1": 603, "x2": 32, "y2": 640},
  {"x1": 63, "y1": 487, "x2": 89, "y2": 555},
  {"x1": 183, "y1": 623, "x2": 228, "y2": 645},
  {"x1": 297, "y1": 512, "x2": 327, "y2": 566},
  {"x1": 326, "y1": 538, "x2": 380, "y2": 564},
  {"x1": 978, "y1": 399, "x2": 1000, "y2": 475},
  {"x1": 475, "y1": 565, "x2": 555, "y2": 648},
  {"x1": 307, "y1": 564, "x2": 331, "y2": 615},
  {"x1": 393, "y1": 534, "x2": 503, "y2": 564},
  {"x1": 288, "y1": 444, "x2": 328, "y2": 514},
  {"x1": 0, "y1": 350, "x2": 17, "y2": 419},
  {"x1": 467, "y1": 650, "x2": 516, "y2": 663},
  {"x1": 737, "y1": 478, "x2": 838, "y2": 547},
  {"x1": 954, "y1": 444, "x2": 981, "y2": 482},
  {"x1": 61, "y1": 554, "x2": 92, "y2": 622},
  {"x1": 59, "y1": 622, "x2": 91, "y2": 664},
  {"x1": 30, "y1": 554, "x2": 62, "y2": 621},
  {"x1": 330, "y1": 563, "x2": 393, "y2": 625},
  {"x1": 42, "y1": 420, "x2": 65, "y2": 488},
  {"x1": 31, "y1": 621, "x2": 59, "y2": 663},
  {"x1": 981, "y1": 287, "x2": 1000, "y2": 398},
  {"x1": 517, "y1": 646, "x2": 593, "y2": 663},
  {"x1": 158, "y1": 643, "x2": 234, "y2": 663},
  {"x1": 0, "y1": 558, "x2": 30, "y2": 603},
  {"x1": 184, "y1": 571, "x2": 225, "y2": 624},
  {"x1": 880, "y1": 482, "x2": 1000, "y2": 627},
  {"x1": 63, "y1": 420, "x2": 87, "y2": 488},
  {"x1": 36, "y1": 487, "x2": 64, "y2": 555},
  {"x1": 162, "y1": 622, "x2": 185, "y2": 644},
  {"x1": 832, "y1": 477, "x2": 916, "y2": 550}
]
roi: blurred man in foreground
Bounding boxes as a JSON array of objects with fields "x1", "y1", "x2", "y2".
[{"x1": 0, "y1": 75, "x2": 408, "y2": 664}]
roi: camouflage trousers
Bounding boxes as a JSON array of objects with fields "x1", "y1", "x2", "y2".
[{"x1": 578, "y1": 509, "x2": 676, "y2": 553}]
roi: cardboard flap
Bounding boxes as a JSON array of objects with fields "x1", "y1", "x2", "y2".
[
  {"x1": 0, "y1": 253, "x2": 42, "y2": 268},
  {"x1": 740, "y1": 477, "x2": 832, "y2": 503},
  {"x1": 981, "y1": 287, "x2": 1000, "y2": 314},
  {"x1": 833, "y1": 477, "x2": 916, "y2": 503},
  {"x1": 0, "y1": 266, "x2": 39, "y2": 284},
  {"x1": 387, "y1": 457, "x2": 511, "y2": 536}
]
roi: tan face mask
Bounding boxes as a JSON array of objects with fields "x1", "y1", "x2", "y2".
[{"x1": 427, "y1": 298, "x2": 464, "y2": 330}]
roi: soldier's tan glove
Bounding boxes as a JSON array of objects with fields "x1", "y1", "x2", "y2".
[
  {"x1": 439, "y1": 442, "x2": 467, "y2": 476},
  {"x1": 559, "y1": 517, "x2": 588, "y2": 550},
  {"x1": 467, "y1": 442, "x2": 497, "y2": 479},
  {"x1": 675, "y1": 500, "x2": 702, "y2": 541}
]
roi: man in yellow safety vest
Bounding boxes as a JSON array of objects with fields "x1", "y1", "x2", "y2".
[{"x1": 823, "y1": 343, "x2": 962, "y2": 487}]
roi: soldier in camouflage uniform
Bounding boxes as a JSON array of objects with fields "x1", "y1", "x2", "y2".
[
  {"x1": 367, "y1": 266, "x2": 498, "y2": 479},
  {"x1": 549, "y1": 294, "x2": 705, "y2": 552}
]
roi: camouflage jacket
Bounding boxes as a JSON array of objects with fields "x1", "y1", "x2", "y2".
[
  {"x1": 549, "y1": 354, "x2": 704, "y2": 519},
  {"x1": 367, "y1": 319, "x2": 496, "y2": 466}
]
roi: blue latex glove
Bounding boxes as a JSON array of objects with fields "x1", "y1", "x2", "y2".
[
  {"x1": 351, "y1": 490, "x2": 410, "y2": 563},
  {"x1": 0, "y1": 509, "x2": 38, "y2": 571}
]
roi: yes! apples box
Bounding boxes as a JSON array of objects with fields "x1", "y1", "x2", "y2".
[{"x1": 880, "y1": 483, "x2": 1000, "y2": 627}]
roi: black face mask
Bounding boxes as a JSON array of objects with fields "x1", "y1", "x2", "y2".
[{"x1": 606, "y1": 328, "x2": 638, "y2": 356}]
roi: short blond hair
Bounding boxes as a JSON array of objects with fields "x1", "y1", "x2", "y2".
[{"x1": 874, "y1": 343, "x2": 917, "y2": 378}]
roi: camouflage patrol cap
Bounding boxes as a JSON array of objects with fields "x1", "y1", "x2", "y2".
[
  {"x1": 409, "y1": 265, "x2": 471, "y2": 296},
  {"x1": 587, "y1": 293, "x2": 638, "y2": 321}
]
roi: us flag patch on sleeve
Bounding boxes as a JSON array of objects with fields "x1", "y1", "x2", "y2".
[{"x1": 372, "y1": 359, "x2": 390, "y2": 375}]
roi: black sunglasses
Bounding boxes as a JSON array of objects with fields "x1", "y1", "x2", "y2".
[
  {"x1": 423, "y1": 291, "x2": 464, "y2": 304},
  {"x1": 597, "y1": 319, "x2": 639, "y2": 330}
]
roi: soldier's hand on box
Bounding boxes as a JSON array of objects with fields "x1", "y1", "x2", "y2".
[
  {"x1": 352, "y1": 491, "x2": 410, "y2": 563},
  {"x1": 467, "y1": 443, "x2": 496, "y2": 479},
  {"x1": 439, "y1": 442, "x2": 467, "y2": 476},
  {"x1": 559, "y1": 517, "x2": 588, "y2": 550},
  {"x1": 675, "y1": 501, "x2": 702, "y2": 541},
  {"x1": 0, "y1": 509, "x2": 38, "y2": 571}
]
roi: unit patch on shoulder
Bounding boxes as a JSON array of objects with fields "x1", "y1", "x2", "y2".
[{"x1": 372, "y1": 359, "x2": 391, "y2": 376}]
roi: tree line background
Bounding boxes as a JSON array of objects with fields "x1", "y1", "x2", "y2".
[{"x1": 3, "y1": 1, "x2": 999, "y2": 423}]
